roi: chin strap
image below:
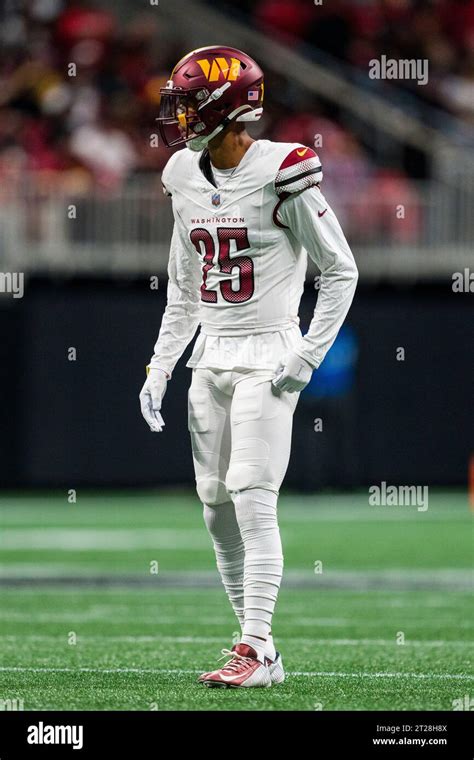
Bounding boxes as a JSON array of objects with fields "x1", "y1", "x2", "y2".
[
  {"x1": 187, "y1": 104, "x2": 262, "y2": 152},
  {"x1": 198, "y1": 149, "x2": 216, "y2": 186}
]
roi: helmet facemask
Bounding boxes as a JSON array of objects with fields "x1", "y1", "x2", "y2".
[{"x1": 157, "y1": 84, "x2": 210, "y2": 148}]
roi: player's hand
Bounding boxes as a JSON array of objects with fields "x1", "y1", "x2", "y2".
[
  {"x1": 272, "y1": 350, "x2": 313, "y2": 393},
  {"x1": 139, "y1": 368, "x2": 168, "y2": 432}
]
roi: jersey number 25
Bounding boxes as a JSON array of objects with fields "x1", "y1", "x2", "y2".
[{"x1": 190, "y1": 227, "x2": 254, "y2": 304}]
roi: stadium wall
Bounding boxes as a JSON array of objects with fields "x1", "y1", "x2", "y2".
[{"x1": 0, "y1": 278, "x2": 472, "y2": 490}]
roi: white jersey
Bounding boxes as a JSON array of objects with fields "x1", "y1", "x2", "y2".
[{"x1": 150, "y1": 139, "x2": 358, "y2": 374}]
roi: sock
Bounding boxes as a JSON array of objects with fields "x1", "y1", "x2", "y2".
[
  {"x1": 203, "y1": 501, "x2": 245, "y2": 628},
  {"x1": 231, "y1": 488, "x2": 283, "y2": 663},
  {"x1": 265, "y1": 632, "x2": 277, "y2": 662}
]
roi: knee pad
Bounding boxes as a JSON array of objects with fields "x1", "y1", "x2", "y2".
[
  {"x1": 196, "y1": 477, "x2": 229, "y2": 507},
  {"x1": 225, "y1": 437, "x2": 271, "y2": 493}
]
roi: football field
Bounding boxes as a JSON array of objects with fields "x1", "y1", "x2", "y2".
[{"x1": 0, "y1": 490, "x2": 472, "y2": 711}]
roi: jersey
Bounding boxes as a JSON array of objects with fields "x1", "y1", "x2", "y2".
[
  {"x1": 151, "y1": 139, "x2": 357, "y2": 375},
  {"x1": 161, "y1": 140, "x2": 322, "y2": 337}
]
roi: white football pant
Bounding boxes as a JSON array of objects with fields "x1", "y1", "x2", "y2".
[
  {"x1": 188, "y1": 368, "x2": 299, "y2": 501},
  {"x1": 188, "y1": 368, "x2": 299, "y2": 659}
]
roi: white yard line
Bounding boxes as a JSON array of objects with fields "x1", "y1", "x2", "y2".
[
  {"x1": 1, "y1": 528, "x2": 209, "y2": 550},
  {"x1": 0, "y1": 635, "x2": 471, "y2": 648},
  {"x1": 2, "y1": 610, "x2": 472, "y2": 628},
  {"x1": 0, "y1": 666, "x2": 471, "y2": 680},
  {"x1": 1, "y1": 584, "x2": 469, "y2": 597},
  {"x1": 289, "y1": 670, "x2": 474, "y2": 680},
  {"x1": 0, "y1": 610, "x2": 346, "y2": 626},
  {"x1": 1, "y1": 568, "x2": 470, "y2": 585}
]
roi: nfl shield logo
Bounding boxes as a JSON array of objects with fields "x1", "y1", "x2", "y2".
[{"x1": 212, "y1": 192, "x2": 221, "y2": 207}]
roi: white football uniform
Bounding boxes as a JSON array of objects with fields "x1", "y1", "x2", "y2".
[{"x1": 150, "y1": 139, "x2": 358, "y2": 501}]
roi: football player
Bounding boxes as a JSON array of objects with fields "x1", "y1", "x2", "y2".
[{"x1": 140, "y1": 46, "x2": 358, "y2": 688}]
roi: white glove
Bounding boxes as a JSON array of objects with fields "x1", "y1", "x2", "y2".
[
  {"x1": 272, "y1": 350, "x2": 314, "y2": 393},
  {"x1": 139, "y1": 367, "x2": 168, "y2": 432}
]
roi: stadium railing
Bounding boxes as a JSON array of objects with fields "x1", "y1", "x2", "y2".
[{"x1": 0, "y1": 176, "x2": 472, "y2": 281}]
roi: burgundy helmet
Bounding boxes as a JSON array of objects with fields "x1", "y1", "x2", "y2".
[{"x1": 157, "y1": 45, "x2": 264, "y2": 150}]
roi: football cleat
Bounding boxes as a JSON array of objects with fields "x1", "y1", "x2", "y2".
[
  {"x1": 199, "y1": 643, "x2": 271, "y2": 688},
  {"x1": 266, "y1": 651, "x2": 285, "y2": 685},
  {"x1": 198, "y1": 647, "x2": 285, "y2": 686}
]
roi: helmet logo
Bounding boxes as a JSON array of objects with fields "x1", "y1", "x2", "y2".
[{"x1": 197, "y1": 57, "x2": 241, "y2": 82}]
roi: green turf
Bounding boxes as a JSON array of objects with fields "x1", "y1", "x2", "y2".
[{"x1": 0, "y1": 490, "x2": 472, "y2": 710}]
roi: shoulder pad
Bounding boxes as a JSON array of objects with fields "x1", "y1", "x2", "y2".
[
  {"x1": 274, "y1": 146, "x2": 323, "y2": 197},
  {"x1": 161, "y1": 148, "x2": 188, "y2": 196}
]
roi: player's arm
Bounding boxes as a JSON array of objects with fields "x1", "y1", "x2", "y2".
[
  {"x1": 272, "y1": 148, "x2": 358, "y2": 392},
  {"x1": 140, "y1": 217, "x2": 201, "y2": 431}
]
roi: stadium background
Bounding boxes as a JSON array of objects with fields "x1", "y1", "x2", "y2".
[{"x1": 0, "y1": 0, "x2": 472, "y2": 712}]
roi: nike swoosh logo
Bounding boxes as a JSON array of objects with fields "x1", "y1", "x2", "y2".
[
  {"x1": 296, "y1": 148, "x2": 308, "y2": 157},
  {"x1": 218, "y1": 672, "x2": 245, "y2": 683},
  {"x1": 318, "y1": 209, "x2": 327, "y2": 217}
]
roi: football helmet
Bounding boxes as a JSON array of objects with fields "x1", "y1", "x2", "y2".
[{"x1": 157, "y1": 45, "x2": 264, "y2": 151}]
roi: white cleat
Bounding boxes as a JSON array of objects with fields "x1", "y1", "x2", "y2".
[
  {"x1": 266, "y1": 651, "x2": 285, "y2": 685},
  {"x1": 198, "y1": 644, "x2": 271, "y2": 688}
]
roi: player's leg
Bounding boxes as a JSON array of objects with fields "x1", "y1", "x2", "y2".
[
  {"x1": 226, "y1": 372, "x2": 298, "y2": 671},
  {"x1": 202, "y1": 371, "x2": 297, "y2": 687},
  {"x1": 188, "y1": 369, "x2": 245, "y2": 631}
]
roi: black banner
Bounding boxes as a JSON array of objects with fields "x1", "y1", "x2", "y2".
[{"x1": 0, "y1": 710, "x2": 471, "y2": 756}]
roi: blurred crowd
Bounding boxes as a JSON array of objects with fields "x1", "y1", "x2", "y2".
[
  {"x1": 249, "y1": 0, "x2": 474, "y2": 121},
  {"x1": 0, "y1": 1, "x2": 183, "y2": 197},
  {"x1": 3, "y1": 0, "x2": 466, "y2": 243}
]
